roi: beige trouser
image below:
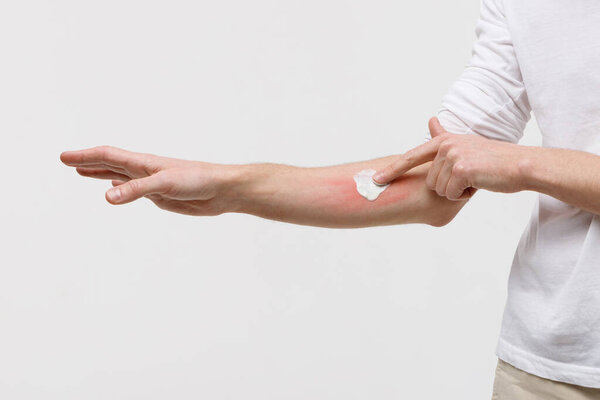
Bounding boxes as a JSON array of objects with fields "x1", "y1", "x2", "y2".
[{"x1": 491, "y1": 359, "x2": 600, "y2": 400}]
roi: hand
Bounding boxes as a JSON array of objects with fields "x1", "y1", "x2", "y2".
[
  {"x1": 372, "y1": 118, "x2": 528, "y2": 200},
  {"x1": 60, "y1": 146, "x2": 239, "y2": 215}
]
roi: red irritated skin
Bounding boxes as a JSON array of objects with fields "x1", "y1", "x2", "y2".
[{"x1": 230, "y1": 157, "x2": 469, "y2": 229}]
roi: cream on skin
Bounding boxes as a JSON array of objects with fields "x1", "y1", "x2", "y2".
[{"x1": 353, "y1": 169, "x2": 390, "y2": 201}]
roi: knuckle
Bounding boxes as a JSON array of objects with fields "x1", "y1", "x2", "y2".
[
  {"x1": 446, "y1": 148, "x2": 459, "y2": 160},
  {"x1": 402, "y1": 152, "x2": 414, "y2": 164},
  {"x1": 390, "y1": 160, "x2": 402, "y2": 172},
  {"x1": 139, "y1": 157, "x2": 155, "y2": 175},
  {"x1": 127, "y1": 179, "x2": 141, "y2": 196},
  {"x1": 439, "y1": 141, "x2": 451, "y2": 152},
  {"x1": 387, "y1": 162, "x2": 403, "y2": 176},
  {"x1": 447, "y1": 136, "x2": 459, "y2": 146},
  {"x1": 452, "y1": 162, "x2": 467, "y2": 176},
  {"x1": 96, "y1": 145, "x2": 113, "y2": 158}
]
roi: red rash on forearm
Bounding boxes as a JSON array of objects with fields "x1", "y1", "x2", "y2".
[{"x1": 314, "y1": 173, "x2": 422, "y2": 220}]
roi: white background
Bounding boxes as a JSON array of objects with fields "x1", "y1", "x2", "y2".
[{"x1": 0, "y1": 0, "x2": 542, "y2": 398}]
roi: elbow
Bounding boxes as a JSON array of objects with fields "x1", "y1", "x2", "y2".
[
  {"x1": 424, "y1": 202, "x2": 465, "y2": 227},
  {"x1": 427, "y1": 214, "x2": 455, "y2": 228}
]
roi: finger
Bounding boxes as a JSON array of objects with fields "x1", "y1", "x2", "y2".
[
  {"x1": 61, "y1": 146, "x2": 125, "y2": 166},
  {"x1": 426, "y1": 153, "x2": 446, "y2": 191},
  {"x1": 428, "y1": 117, "x2": 448, "y2": 138},
  {"x1": 111, "y1": 179, "x2": 129, "y2": 186},
  {"x1": 446, "y1": 173, "x2": 472, "y2": 201},
  {"x1": 76, "y1": 167, "x2": 131, "y2": 182},
  {"x1": 74, "y1": 163, "x2": 129, "y2": 174},
  {"x1": 76, "y1": 162, "x2": 146, "y2": 179},
  {"x1": 434, "y1": 159, "x2": 453, "y2": 197},
  {"x1": 105, "y1": 174, "x2": 168, "y2": 205},
  {"x1": 60, "y1": 146, "x2": 153, "y2": 173},
  {"x1": 372, "y1": 137, "x2": 444, "y2": 184}
]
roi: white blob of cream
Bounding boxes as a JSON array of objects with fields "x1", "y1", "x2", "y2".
[{"x1": 353, "y1": 169, "x2": 389, "y2": 201}]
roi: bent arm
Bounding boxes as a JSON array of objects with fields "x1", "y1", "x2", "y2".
[
  {"x1": 435, "y1": 0, "x2": 531, "y2": 143},
  {"x1": 227, "y1": 156, "x2": 467, "y2": 228}
]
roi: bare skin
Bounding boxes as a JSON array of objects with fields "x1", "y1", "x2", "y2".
[
  {"x1": 373, "y1": 118, "x2": 600, "y2": 216},
  {"x1": 61, "y1": 116, "x2": 600, "y2": 227},
  {"x1": 60, "y1": 125, "x2": 467, "y2": 229}
]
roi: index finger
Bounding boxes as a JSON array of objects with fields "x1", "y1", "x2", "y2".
[{"x1": 372, "y1": 136, "x2": 444, "y2": 184}]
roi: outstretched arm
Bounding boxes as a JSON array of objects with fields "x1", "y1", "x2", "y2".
[{"x1": 60, "y1": 146, "x2": 467, "y2": 229}]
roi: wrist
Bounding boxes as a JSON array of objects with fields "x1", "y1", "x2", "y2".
[
  {"x1": 516, "y1": 146, "x2": 548, "y2": 192},
  {"x1": 217, "y1": 163, "x2": 265, "y2": 214}
]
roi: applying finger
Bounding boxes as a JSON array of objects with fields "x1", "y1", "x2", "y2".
[{"x1": 372, "y1": 137, "x2": 444, "y2": 184}]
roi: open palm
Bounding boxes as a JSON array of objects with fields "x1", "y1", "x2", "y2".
[{"x1": 60, "y1": 146, "x2": 235, "y2": 216}]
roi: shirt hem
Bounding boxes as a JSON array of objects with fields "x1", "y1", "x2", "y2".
[{"x1": 496, "y1": 337, "x2": 600, "y2": 389}]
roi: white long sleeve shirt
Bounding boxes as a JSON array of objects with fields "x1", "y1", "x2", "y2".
[{"x1": 436, "y1": 0, "x2": 600, "y2": 388}]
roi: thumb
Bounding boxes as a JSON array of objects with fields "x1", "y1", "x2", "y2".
[
  {"x1": 428, "y1": 117, "x2": 447, "y2": 138},
  {"x1": 105, "y1": 174, "x2": 167, "y2": 204}
]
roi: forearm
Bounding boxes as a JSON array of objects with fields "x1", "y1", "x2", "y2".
[
  {"x1": 225, "y1": 156, "x2": 468, "y2": 228},
  {"x1": 520, "y1": 147, "x2": 600, "y2": 214}
]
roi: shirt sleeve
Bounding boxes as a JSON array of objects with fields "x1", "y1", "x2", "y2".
[{"x1": 434, "y1": 0, "x2": 531, "y2": 143}]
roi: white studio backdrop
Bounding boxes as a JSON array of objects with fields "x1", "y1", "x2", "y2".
[{"x1": 0, "y1": 1, "x2": 541, "y2": 399}]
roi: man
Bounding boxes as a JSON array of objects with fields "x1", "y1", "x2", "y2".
[{"x1": 61, "y1": 0, "x2": 600, "y2": 397}]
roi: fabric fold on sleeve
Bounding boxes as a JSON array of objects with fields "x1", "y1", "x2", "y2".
[{"x1": 436, "y1": 0, "x2": 531, "y2": 143}]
